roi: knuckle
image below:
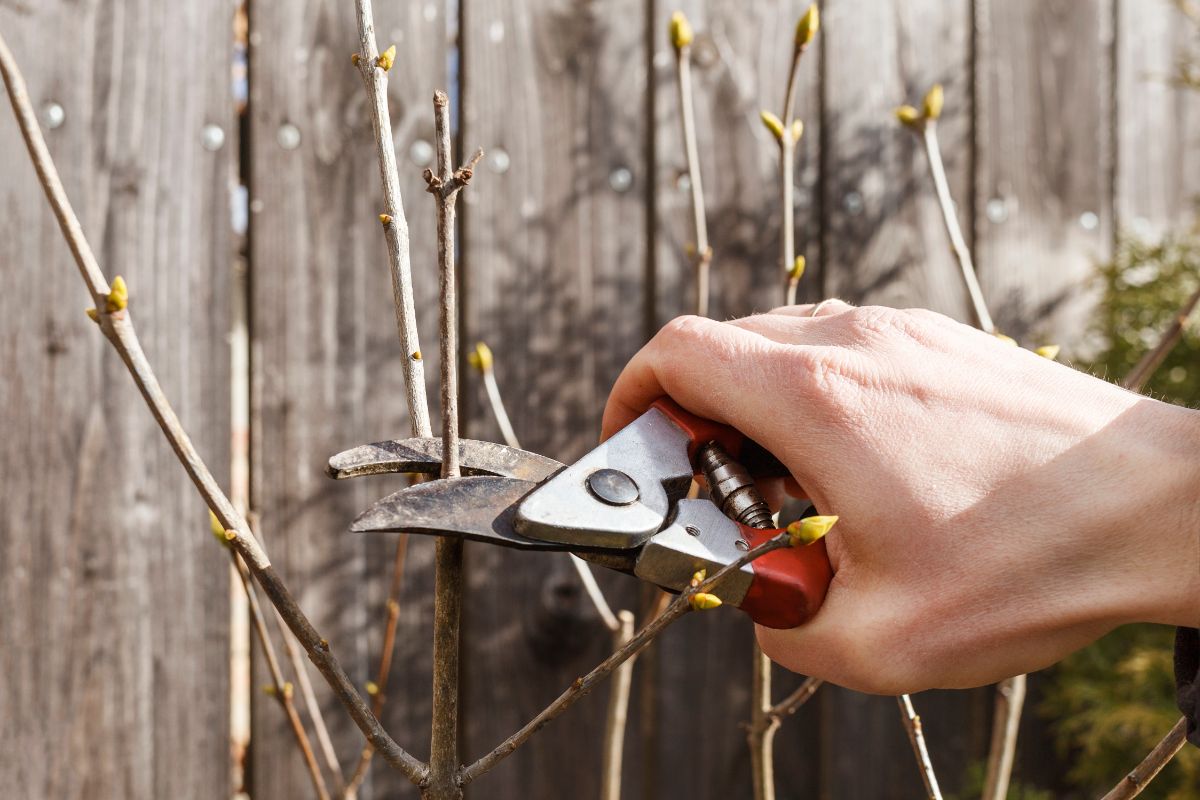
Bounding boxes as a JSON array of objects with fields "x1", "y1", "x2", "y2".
[{"x1": 843, "y1": 306, "x2": 935, "y2": 347}]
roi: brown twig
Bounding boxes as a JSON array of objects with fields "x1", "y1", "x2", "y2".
[
  {"x1": 233, "y1": 554, "x2": 330, "y2": 800},
  {"x1": 748, "y1": 645, "x2": 780, "y2": 800},
  {"x1": 459, "y1": 533, "x2": 800, "y2": 784},
  {"x1": 768, "y1": 676, "x2": 822, "y2": 720},
  {"x1": 896, "y1": 694, "x2": 943, "y2": 800},
  {"x1": 1100, "y1": 717, "x2": 1189, "y2": 800},
  {"x1": 670, "y1": 14, "x2": 712, "y2": 317},
  {"x1": 1122, "y1": 284, "x2": 1200, "y2": 391},
  {"x1": 981, "y1": 674, "x2": 1026, "y2": 800},
  {"x1": 600, "y1": 610, "x2": 636, "y2": 800},
  {"x1": 0, "y1": 30, "x2": 428, "y2": 785}
]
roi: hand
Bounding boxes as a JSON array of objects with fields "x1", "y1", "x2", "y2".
[{"x1": 602, "y1": 303, "x2": 1200, "y2": 694}]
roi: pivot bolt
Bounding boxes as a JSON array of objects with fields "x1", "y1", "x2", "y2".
[{"x1": 586, "y1": 468, "x2": 639, "y2": 506}]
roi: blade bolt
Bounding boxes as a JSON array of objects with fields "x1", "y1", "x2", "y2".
[{"x1": 586, "y1": 468, "x2": 640, "y2": 506}]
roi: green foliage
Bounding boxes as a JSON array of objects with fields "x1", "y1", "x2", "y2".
[
  {"x1": 950, "y1": 761, "x2": 1054, "y2": 800},
  {"x1": 1042, "y1": 230, "x2": 1200, "y2": 799}
]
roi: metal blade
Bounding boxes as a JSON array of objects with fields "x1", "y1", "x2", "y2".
[
  {"x1": 327, "y1": 437, "x2": 563, "y2": 482},
  {"x1": 351, "y1": 476, "x2": 620, "y2": 554}
]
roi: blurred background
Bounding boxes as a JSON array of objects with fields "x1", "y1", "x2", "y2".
[{"x1": 1, "y1": 0, "x2": 1198, "y2": 798}]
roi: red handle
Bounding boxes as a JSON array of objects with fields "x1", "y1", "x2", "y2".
[{"x1": 651, "y1": 397, "x2": 833, "y2": 629}]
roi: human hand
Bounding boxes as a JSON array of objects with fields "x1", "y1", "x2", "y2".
[{"x1": 602, "y1": 303, "x2": 1200, "y2": 693}]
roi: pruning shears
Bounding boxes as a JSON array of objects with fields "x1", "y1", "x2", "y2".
[{"x1": 327, "y1": 399, "x2": 833, "y2": 629}]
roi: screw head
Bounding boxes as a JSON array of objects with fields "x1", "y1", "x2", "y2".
[
  {"x1": 1079, "y1": 211, "x2": 1099, "y2": 231},
  {"x1": 586, "y1": 469, "x2": 640, "y2": 506},
  {"x1": 42, "y1": 102, "x2": 65, "y2": 130},
  {"x1": 986, "y1": 197, "x2": 1008, "y2": 223},
  {"x1": 201, "y1": 124, "x2": 226, "y2": 151},
  {"x1": 277, "y1": 123, "x2": 301, "y2": 150},
  {"x1": 487, "y1": 148, "x2": 511, "y2": 174},
  {"x1": 409, "y1": 139, "x2": 434, "y2": 167},
  {"x1": 608, "y1": 166, "x2": 633, "y2": 193}
]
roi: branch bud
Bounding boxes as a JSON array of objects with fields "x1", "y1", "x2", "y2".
[
  {"x1": 689, "y1": 592, "x2": 722, "y2": 611},
  {"x1": 760, "y1": 110, "x2": 785, "y2": 141},
  {"x1": 105, "y1": 275, "x2": 128, "y2": 312},
  {"x1": 895, "y1": 105, "x2": 922, "y2": 129},
  {"x1": 379, "y1": 213, "x2": 392, "y2": 225},
  {"x1": 795, "y1": 4, "x2": 820, "y2": 49},
  {"x1": 351, "y1": 53, "x2": 361, "y2": 66},
  {"x1": 669, "y1": 11, "x2": 694, "y2": 50},
  {"x1": 85, "y1": 307, "x2": 99, "y2": 323},
  {"x1": 411, "y1": 350, "x2": 422, "y2": 361},
  {"x1": 376, "y1": 45, "x2": 396, "y2": 72},
  {"x1": 922, "y1": 83, "x2": 944, "y2": 121},
  {"x1": 210, "y1": 510, "x2": 229, "y2": 546},
  {"x1": 790, "y1": 119, "x2": 804, "y2": 143},
  {"x1": 690, "y1": 569, "x2": 707, "y2": 588},
  {"x1": 366, "y1": 680, "x2": 380, "y2": 696},
  {"x1": 789, "y1": 255, "x2": 806, "y2": 281},
  {"x1": 468, "y1": 341, "x2": 494, "y2": 372},
  {"x1": 993, "y1": 332, "x2": 1018, "y2": 347},
  {"x1": 786, "y1": 514, "x2": 838, "y2": 546},
  {"x1": 1034, "y1": 344, "x2": 1060, "y2": 360}
]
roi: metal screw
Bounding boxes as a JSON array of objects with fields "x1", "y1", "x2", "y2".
[
  {"x1": 487, "y1": 148, "x2": 511, "y2": 174},
  {"x1": 410, "y1": 139, "x2": 434, "y2": 167},
  {"x1": 685, "y1": 525, "x2": 701, "y2": 537},
  {"x1": 1079, "y1": 211, "x2": 1099, "y2": 231},
  {"x1": 842, "y1": 191, "x2": 864, "y2": 215},
  {"x1": 986, "y1": 197, "x2": 1008, "y2": 223},
  {"x1": 277, "y1": 123, "x2": 301, "y2": 151},
  {"x1": 608, "y1": 166, "x2": 633, "y2": 193},
  {"x1": 42, "y1": 102, "x2": 65, "y2": 130},
  {"x1": 201, "y1": 124, "x2": 225, "y2": 152},
  {"x1": 586, "y1": 469, "x2": 640, "y2": 506},
  {"x1": 488, "y1": 20, "x2": 505, "y2": 43}
]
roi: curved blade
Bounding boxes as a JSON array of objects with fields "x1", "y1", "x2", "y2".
[
  {"x1": 327, "y1": 437, "x2": 562, "y2": 482},
  {"x1": 351, "y1": 476, "x2": 617, "y2": 553}
]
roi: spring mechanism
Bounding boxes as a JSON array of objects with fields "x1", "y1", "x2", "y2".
[{"x1": 696, "y1": 440, "x2": 774, "y2": 530}]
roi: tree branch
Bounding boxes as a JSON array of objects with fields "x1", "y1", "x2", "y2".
[
  {"x1": 981, "y1": 674, "x2": 1026, "y2": 800},
  {"x1": 0, "y1": 29, "x2": 428, "y2": 785},
  {"x1": 748, "y1": 645, "x2": 780, "y2": 800},
  {"x1": 672, "y1": 24, "x2": 712, "y2": 317},
  {"x1": 1100, "y1": 717, "x2": 1189, "y2": 800},
  {"x1": 896, "y1": 694, "x2": 943, "y2": 800},
  {"x1": 459, "y1": 534, "x2": 797, "y2": 785},
  {"x1": 768, "y1": 676, "x2": 822, "y2": 721},
  {"x1": 600, "y1": 610, "x2": 636, "y2": 800},
  {"x1": 1122, "y1": 283, "x2": 1200, "y2": 391}
]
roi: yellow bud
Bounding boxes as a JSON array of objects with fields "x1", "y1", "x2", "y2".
[
  {"x1": 690, "y1": 569, "x2": 707, "y2": 588},
  {"x1": 669, "y1": 11, "x2": 694, "y2": 50},
  {"x1": 895, "y1": 105, "x2": 921, "y2": 129},
  {"x1": 795, "y1": 4, "x2": 820, "y2": 48},
  {"x1": 85, "y1": 307, "x2": 99, "y2": 323},
  {"x1": 689, "y1": 592, "x2": 722, "y2": 611},
  {"x1": 351, "y1": 53, "x2": 361, "y2": 66},
  {"x1": 376, "y1": 45, "x2": 396, "y2": 72},
  {"x1": 224, "y1": 528, "x2": 238, "y2": 542},
  {"x1": 993, "y1": 332, "x2": 1017, "y2": 347},
  {"x1": 790, "y1": 119, "x2": 804, "y2": 143},
  {"x1": 789, "y1": 256, "x2": 806, "y2": 281},
  {"x1": 760, "y1": 110, "x2": 785, "y2": 140},
  {"x1": 787, "y1": 514, "x2": 838, "y2": 546},
  {"x1": 379, "y1": 213, "x2": 392, "y2": 225},
  {"x1": 366, "y1": 680, "x2": 380, "y2": 696},
  {"x1": 106, "y1": 275, "x2": 128, "y2": 312},
  {"x1": 209, "y1": 511, "x2": 228, "y2": 545},
  {"x1": 281, "y1": 681, "x2": 294, "y2": 699},
  {"x1": 1034, "y1": 344, "x2": 1060, "y2": 360},
  {"x1": 468, "y1": 341, "x2": 494, "y2": 372},
  {"x1": 411, "y1": 350, "x2": 422, "y2": 361},
  {"x1": 922, "y1": 83, "x2": 944, "y2": 121}
]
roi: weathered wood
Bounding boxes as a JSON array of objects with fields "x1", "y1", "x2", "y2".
[
  {"x1": 457, "y1": 0, "x2": 648, "y2": 796},
  {"x1": 247, "y1": 2, "x2": 446, "y2": 797},
  {"x1": 0, "y1": 1, "x2": 231, "y2": 797},
  {"x1": 974, "y1": 0, "x2": 1115, "y2": 344},
  {"x1": 1114, "y1": 0, "x2": 1200, "y2": 238}
]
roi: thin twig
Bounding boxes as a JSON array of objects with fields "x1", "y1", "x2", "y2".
[
  {"x1": 673, "y1": 35, "x2": 712, "y2": 317},
  {"x1": 920, "y1": 122, "x2": 994, "y2": 334},
  {"x1": 981, "y1": 674, "x2": 1026, "y2": 800},
  {"x1": 1122, "y1": 283, "x2": 1200, "y2": 391},
  {"x1": 778, "y1": 47, "x2": 804, "y2": 294},
  {"x1": 896, "y1": 694, "x2": 943, "y2": 800},
  {"x1": 343, "y1": 538, "x2": 409, "y2": 798},
  {"x1": 480, "y1": 367, "x2": 520, "y2": 454},
  {"x1": 1100, "y1": 717, "x2": 1189, "y2": 800},
  {"x1": 421, "y1": 89, "x2": 481, "y2": 800},
  {"x1": 600, "y1": 610, "x2": 636, "y2": 800},
  {"x1": 748, "y1": 645, "x2": 779, "y2": 800},
  {"x1": 234, "y1": 553, "x2": 330, "y2": 800},
  {"x1": 0, "y1": 31, "x2": 428, "y2": 785},
  {"x1": 768, "y1": 676, "x2": 822, "y2": 720},
  {"x1": 459, "y1": 533, "x2": 798, "y2": 785}
]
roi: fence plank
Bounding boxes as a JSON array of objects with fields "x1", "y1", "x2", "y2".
[
  {"x1": 0, "y1": 2, "x2": 232, "y2": 798},
  {"x1": 1115, "y1": 0, "x2": 1200, "y2": 237},
  {"x1": 974, "y1": 0, "x2": 1115, "y2": 345},
  {"x1": 457, "y1": 0, "x2": 649, "y2": 796},
  {"x1": 246, "y1": 2, "x2": 446, "y2": 797}
]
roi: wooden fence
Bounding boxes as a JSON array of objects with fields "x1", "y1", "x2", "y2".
[{"x1": 2, "y1": 0, "x2": 1196, "y2": 798}]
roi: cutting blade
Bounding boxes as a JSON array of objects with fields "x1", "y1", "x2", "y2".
[{"x1": 328, "y1": 437, "x2": 563, "y2": 482}]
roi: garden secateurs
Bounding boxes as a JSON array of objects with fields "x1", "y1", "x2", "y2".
[{"x1": 327, "y1": 399, "x2": 833, "y2": 629}]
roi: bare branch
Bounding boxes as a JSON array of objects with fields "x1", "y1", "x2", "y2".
[
  {"x1": 1100, "y1": 717, "x2": 1189, "y2": 800},
  {"x1": 1122, "y1": 283, "x2": 1200, "y2": 391},
  {"x1": 748, "y1": 645, "x2": 780, "y2": 800},
  {"x1": 0, "y1": 30, "x2": 427, "y2": 785},
  {"x1": 768, "y1": 676, "x2": 822, "y2": 721},
  {"x1": 460, "y1": 534, "x2": 796, "y2": 785},
  {"x1": 981, "y1": 674, "x2": 1026, "y2": 800},
  {"x1": 600, "y1": 611, "x2": 636, "y2": 800},
  {"x1": 673, "y1": 37, "x2": 712, "y2": 317},
  {"x1": 896, "y1": 694, "x2": 943, "y2": 800}
]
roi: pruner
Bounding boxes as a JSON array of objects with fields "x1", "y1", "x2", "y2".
[{"x1": 327, "y1": 399, "x2": 833, "y2": 629}]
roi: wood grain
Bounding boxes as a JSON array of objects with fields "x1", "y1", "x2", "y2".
[
  {"x1": 247, "y1": 1, "x2": 446, "y2": 797},
  {"x1": 0, "y1": 1, "x2": 231, "y2": 797}
]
